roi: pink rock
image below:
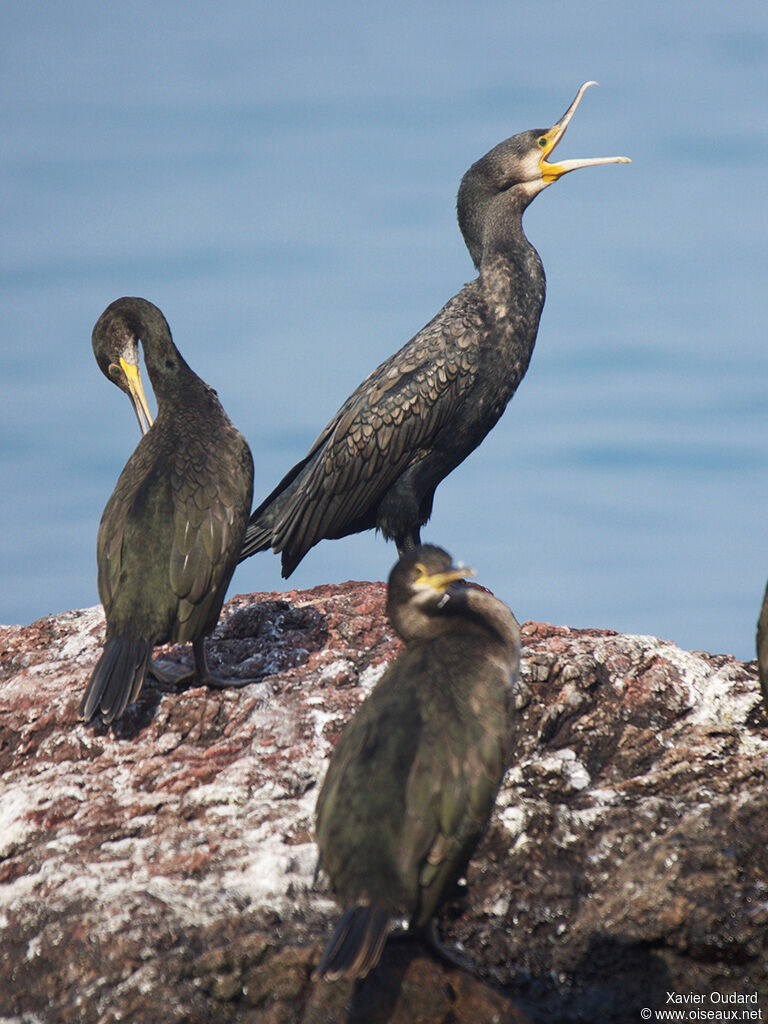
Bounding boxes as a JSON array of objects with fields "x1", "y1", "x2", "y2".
[{"x1": 0, "y1": 583, "x2": 766, "y2": 1022}]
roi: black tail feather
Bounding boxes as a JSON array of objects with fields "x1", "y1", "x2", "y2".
[
  {"x1": 314, "y1": 904, "x2": 390, "y2": 982},
  {"x1": 239, "y1": 445, "x2": 320, "y2": 565},
  {"x1": 80, "y1": 636, "x2": 152, "y2": 724},
  {"x1": 238, "y1": 515, "x2": 273, "y2": 562}
]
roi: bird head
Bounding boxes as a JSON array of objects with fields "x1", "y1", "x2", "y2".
[
  {"x1": 92, "y1": 298, "x2": 154, "y2": 435},
  {"x1": 386, "y1": 544, "x2": 476, "y2": 642},
  {"x1": 458, "y1": 82, "x2": 630, "y2": 266}
]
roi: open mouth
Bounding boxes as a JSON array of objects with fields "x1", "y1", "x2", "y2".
[{"x1": 538, "y1": 81, "x2": 630, "y2": 183}]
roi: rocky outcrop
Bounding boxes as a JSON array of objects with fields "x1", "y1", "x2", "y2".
[{"x1": 1, "y1": 582, "x2": 766, "y2": 1023}]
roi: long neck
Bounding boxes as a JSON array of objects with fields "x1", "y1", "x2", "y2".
[
  {"x1": 127, "y1": 300, "x2": 200, "y2": 405},
  {"x1": 393, "y1": 586, "x2": 520, "y2": 663},
  {"x1": 452, "y1": 586, "x2": 521, "y2": 660},
  {"x1": 460, "y1": 178, "x2": 546, "y2": 314},
  {"x1": 474, "y1": 189, "x2": 546, "y2": 385},
  {"x1": 457, "y1": 168, "x2": 497, "y2": 270},
  {"x1": 479, "y1": 187, "x2": 539, "y2": 272}
]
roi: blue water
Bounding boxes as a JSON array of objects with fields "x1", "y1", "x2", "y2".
[{"x1": 1, "y1": 1, "x2": 766, "y2": 660}]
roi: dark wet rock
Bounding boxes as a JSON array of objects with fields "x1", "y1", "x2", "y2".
[{"x1": 0, "y1": 587, "x2": 766, "y2": 1023}]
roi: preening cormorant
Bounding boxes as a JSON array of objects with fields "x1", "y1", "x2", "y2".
[
  {"x1": 314, "y1": 544, "x2": 521, "y2": 981},
  {"x1": 240, "y1": 82, "x2": 629, "y2": 576},
  {"x1": 80, "y1": 297, "x2": 254, "y2": 725}
]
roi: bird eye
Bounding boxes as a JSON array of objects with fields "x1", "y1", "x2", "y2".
[
  {"x1": 108, "y1": 363, "x2": 122, "y2": 378},
  {"x1": 538, "y1": 136, "x2": 548, "y2": 148},
  {"x1": 414, "y1": 562, "x2": 427, "y2": 579}
]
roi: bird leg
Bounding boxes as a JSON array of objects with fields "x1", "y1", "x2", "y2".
[
  {"x1": 191, "y1": 638, "x2": 254, "y2": 689},
  {"x1": 149, "y1": 639, "x2": 253, "y2": 690},
  {"x1": 396, "y1": 528, "x2": 422, "y2": 556},
  {"x1": 413, "y1": 921, "x2": 487, "y2": 980},
  {"x1": 387, "y1": 920, "x2": 487, "y2": 979},
  {"x1": 148, "y1": 659, "x2": 195, "y2": 684}
]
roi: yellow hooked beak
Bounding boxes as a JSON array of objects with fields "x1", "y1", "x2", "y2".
[
  {"x1": 538, "y1": 81, "x2": 631, "y2": 183},
  {"x1": 415, "y1": 563, "x2": 476, "y2": 593},
  {"x1": 117, "y1": 356, "x2": 153, "y2": 435}
]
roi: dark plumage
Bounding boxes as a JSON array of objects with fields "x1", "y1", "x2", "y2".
[
  {"x1": 757, "y1": 583, "x2": 768, "y2": 712},
  {"x1": 241, "y1": 82, "x2": 629, "y2": 576},
  {"x1": 314, "y1": 545, "x2": 521, "y2": 981},
  {"x1": 80, "y1": 297, "x2": 254, "y2": 725}
]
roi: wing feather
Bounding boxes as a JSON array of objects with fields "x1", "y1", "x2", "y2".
[
  {"x1": 272, "y1": 292, "x2": 485, "y2": 560},
  {"x1": 167, "y1": 436, "x2": 252, "y2": 639}
]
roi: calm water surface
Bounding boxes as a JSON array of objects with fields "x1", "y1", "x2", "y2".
[{"x1": 1, "y1": 1, "x2": 767, "y2": 660}]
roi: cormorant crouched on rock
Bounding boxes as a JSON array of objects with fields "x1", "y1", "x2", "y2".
[
  {"x1": 80, "y1": 297, "x2": 254, "y2": 725},
  {"x1": 241, "y1": 82, "x2": 629, "y2": 576},
  {"x1": 314, "y1": 544, "x2": 521, "y2": 981}
]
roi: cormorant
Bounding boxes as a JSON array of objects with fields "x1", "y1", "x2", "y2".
[
  {"x1": 240, "y1": 82, "x2": 629, "y2": 576},
  {"x1": 314, "y1": 544, "x2": 521, "y2": 981},
  {"x1": 80, "y1": 297, "x2": 254, "y2": 725},
  {"x1": 756, "y1": 583, "x2": 768, "y2": 712}
]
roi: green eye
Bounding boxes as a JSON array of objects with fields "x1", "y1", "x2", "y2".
[{"x1": 538, "y1": 136, "x2": 548, "y2": 148}]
